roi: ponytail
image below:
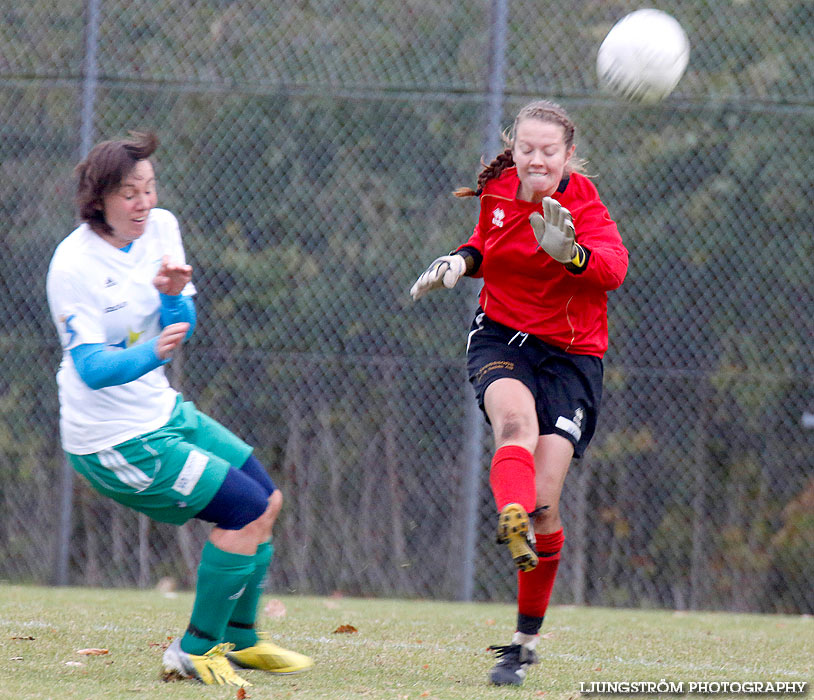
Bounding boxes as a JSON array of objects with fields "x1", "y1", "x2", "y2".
[{"x1": 453, "y1": 148, "x2": 515, "y2": 198}]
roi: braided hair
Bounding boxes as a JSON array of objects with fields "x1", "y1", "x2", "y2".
[{"x1": 453, "y1": 100, "x2": 585, "y2": 198}]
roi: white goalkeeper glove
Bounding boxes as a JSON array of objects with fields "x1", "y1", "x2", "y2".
[
  {"x1": 410, "y1": 254, "x2": 467, "y2": 301},
  {"x1": 529, "y1": 197, "x2": 581, "y2": 264}
]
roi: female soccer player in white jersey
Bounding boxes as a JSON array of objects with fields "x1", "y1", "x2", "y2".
[
  {"x1": 46, "y1": 132, "x2": 312, "y2": 687},
  {"x1": 411, "y1": 101, "x2": 628, "y2": 687}
]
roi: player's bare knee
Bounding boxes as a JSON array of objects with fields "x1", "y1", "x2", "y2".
[
  {"x1": 253, "y1": 490, "x2": 282, "y2": 538},
  {"x1": 532, "y1": 504, "x2": 559, "y2": 531},
  {"x1": 267, "y1": 489, "x2": 283, "y2": 518},
  {"x1": 496, "y1": 414, "x2": 537, "y2": 449},
  {"x1": 241, "y1": 511, "x2": 273, "y2": 544},
  {"x1": 270, "y1": 488, "x2": 283, "y2": 510}
]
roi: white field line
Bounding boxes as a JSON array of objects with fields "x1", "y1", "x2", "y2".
[
  {"x1": 293, "y1": 634, "x2": 811, "y2": 680},
  {"x1": 2, "y1": 618, "x2": 165, "y2": 634},
  {"x1": 549, "y1": 651, "x2": 810, "y2": 679},
  {"x1": 5, "y1": 619, "x2": 809, "y2": 680}
]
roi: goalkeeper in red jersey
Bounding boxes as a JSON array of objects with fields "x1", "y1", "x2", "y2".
[{"x1": 410, "y1": 100, "x2": 628, "y2": 687}]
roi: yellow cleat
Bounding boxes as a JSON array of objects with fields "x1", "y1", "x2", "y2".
[
  {"x1": 496, "y1": 503, "x2": 538, "y2": 572},
  {"x1": 162, "y1": 639, "x2": 251, "y2": 687},
  {"x1": 226, "y1": 633, "x2": 314, "y2": 675}
]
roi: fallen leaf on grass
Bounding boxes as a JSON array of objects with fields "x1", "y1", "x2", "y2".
[
  {"x1": 332, "y1": 624, "x2": 358, "y2": 634},
  {"x1": 77, "y1": 648, "x2": 109, "y2": 656},
  {"x1": 148, "y1": 636, "x2": 173, "y2": 651},
  {"x1": 264, "y1": 599, "x2": 287, "y2": 618},
  {"x1": 236, "y1": 687, "x2": 249, "y2": 699},
  {"x1": 11, "y1": 636, "x2": 35, "y2": 640},
  {"x1": 147, "y1": 640, "x2": 171, "y2": 651}
]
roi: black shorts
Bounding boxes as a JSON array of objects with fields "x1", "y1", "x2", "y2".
[{"x1": 466, "y1": 311, "x2": 603, "y2": 458}]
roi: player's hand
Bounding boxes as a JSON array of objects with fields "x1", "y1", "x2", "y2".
[
  {"x1": 156, "y1": 322, "x2": 190, "y2": 360},
  {"x1": 153, "y1": 255, "x2": 192, "y2": 295},
  {"x1": 529, "y1": 197, "x2": 577, "y2": 264},
  {"x1": 410, "y1": 254, "x2": 467, "y2": 301}
]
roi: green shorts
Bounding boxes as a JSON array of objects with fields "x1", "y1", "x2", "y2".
[{"x1": 68, "y1": 397, "x2": 253, "y2": 525}]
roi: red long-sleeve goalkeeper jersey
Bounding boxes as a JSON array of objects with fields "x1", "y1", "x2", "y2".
[{"x1": 456, "y1": 167, "x2": 628, "y2": 358}]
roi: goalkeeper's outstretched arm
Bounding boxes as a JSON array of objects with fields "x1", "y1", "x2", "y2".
[{"x1": 409, "y1": 250, "x2": 476, "y2": 301}]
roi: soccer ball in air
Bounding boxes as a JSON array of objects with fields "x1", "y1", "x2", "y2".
[{"x1": 596, "y1": 9, "x2": 690, "y2": 104}]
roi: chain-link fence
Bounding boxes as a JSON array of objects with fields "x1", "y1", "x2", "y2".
[{"x1": 1, "y1": 0, "x2": 812, "y2": 614}]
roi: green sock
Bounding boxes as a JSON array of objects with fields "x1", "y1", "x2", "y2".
[
  {"x1": 181, "y1": 541, "x2": 256, "y2": 656},
  {"x1": 223, "y1": 540, "x2": 275, "y2": 650}
]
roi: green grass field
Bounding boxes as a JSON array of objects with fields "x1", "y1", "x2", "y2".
[{"x1": 1, "y1": 584, "x2": 811, "y2": 700}]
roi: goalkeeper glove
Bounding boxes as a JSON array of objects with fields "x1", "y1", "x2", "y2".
[
  {"x1": 410, "y1": 254, "x2": 467, "y2": 301},
  {"x1": 529, "y1": 197, "x2": 586, "y2": 267}
]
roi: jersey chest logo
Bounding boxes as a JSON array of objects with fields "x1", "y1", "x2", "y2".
[{"x1": 492, "y1": 207, "x2": 505, "y2": 228}]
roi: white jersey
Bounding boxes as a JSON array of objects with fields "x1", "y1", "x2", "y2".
[{"x1": 46, "y1": 208, "x2": 196, "y2": 454}]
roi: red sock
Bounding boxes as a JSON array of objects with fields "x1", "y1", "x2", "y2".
[
  {"x1": 489, "y1": 445, "x2": 536, "y2": 513},
  {"x1": 517, "y1": 529, "x2": 565, "y2": 623}
]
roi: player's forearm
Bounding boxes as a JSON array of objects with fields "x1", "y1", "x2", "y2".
[
  {"x1": 565, "y1": 244, "x2": 628, "y2": 289},
  {"x1": 564, "y1": 243, "x2": 591, "y2": 274},
  {"x1": 70, "y1": 340, "x2": 167, "y2": 390},
  {"x1": 455, "y1": 245, "x2": 483, "y2": 275},
  {"x1": 159, "y1": 293, "x2": 196, "y2": 338}
]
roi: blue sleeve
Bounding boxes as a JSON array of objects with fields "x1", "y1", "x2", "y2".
[
  {"x1": 159, "y1": 293, "x2": 196, "y2": 339},
  {"x1": 70, "y1": 340, "x2": 168, "y2": 390}
]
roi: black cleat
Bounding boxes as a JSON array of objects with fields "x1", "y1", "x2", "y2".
[{"x1": 487, "y1": 643, "x2": 539, "y2": 686}]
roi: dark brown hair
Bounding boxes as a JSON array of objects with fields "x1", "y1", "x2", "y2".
[
  {"x1": 74, "y1": 131, "x2": 159, "y2": 236},
  {"x1": 453, "y1": 100, "x2": 584, "y2": 198}
]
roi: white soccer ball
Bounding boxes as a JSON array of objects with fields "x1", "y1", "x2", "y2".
[{"x1": 596, "y1": 9, "x2": 690, "y2": 104}]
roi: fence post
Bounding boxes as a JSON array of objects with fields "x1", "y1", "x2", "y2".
[
  {"x1": 459, "y1": 0, "x2": 508, "y2": 602},
  {"x1": 54, "y1": 457, "x2": 74, "y2": 585},
  {"x1": 55, "y1": 0, "x2": 102, "y2": 587},
  {"x1": 79, "y1": 0, "x2": 101, "y2": 156},
  {"x1": 689, "y1": 379, "x2": 710, "y2": 609},
  {"x1": 572, "y1": 458, "x2": 592, "y2": 605}
]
